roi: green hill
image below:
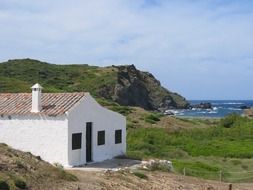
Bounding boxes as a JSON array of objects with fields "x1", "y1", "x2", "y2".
[{"x1": 0, "y1": 58, "x2": 189, "y2": 110}]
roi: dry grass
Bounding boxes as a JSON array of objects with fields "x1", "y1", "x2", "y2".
[
  {"x1": 70, "y1": 169, "x2": 252, "y2": 190},
  {"x1": 0, "y1": 143, "x2": 78, "y2": 190}
]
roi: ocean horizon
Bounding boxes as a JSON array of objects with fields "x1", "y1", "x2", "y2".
[{"x1": 171, "y1": 100, "x2": 253, "y2": 118}]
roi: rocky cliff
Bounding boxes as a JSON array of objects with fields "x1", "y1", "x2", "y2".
[{"x1": 99, "y1": 65, "x2": 189, "y2": 110}]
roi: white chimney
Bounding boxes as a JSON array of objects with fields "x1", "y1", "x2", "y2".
[{"x1": 31, "y1": 83, "x2": 43, "y2": 113}]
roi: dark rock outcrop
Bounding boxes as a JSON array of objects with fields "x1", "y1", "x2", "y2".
[
  {"x1": 191, "y1": 102, "x2": 212, "y2": 109},
  {"x1": 244, "y1": 108, "x2": 253, "y2": 117},
  {"x1": 99, "y1": 65, "x2": 189, "y2": 110},
  {"x1": 240, "y1": 105, "x2": 250, "y2": 110}
]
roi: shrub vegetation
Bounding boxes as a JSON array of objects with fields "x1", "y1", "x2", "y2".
[
  {"x1": 127, "y1": 114, "x2": 253, "y2": 181},
  {"x1": 144, "y1": 113, "x2": 162, "y2": 124},
  {"x1": 133, "y1": 171, "x2": 148, "y2": 179}
]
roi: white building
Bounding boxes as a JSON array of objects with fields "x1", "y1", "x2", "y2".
[{"x1": 0, "y1": 84, "x2": 126, "y2": 167}]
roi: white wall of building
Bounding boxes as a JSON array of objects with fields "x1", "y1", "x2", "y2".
[
  {"x1": 67, "y1": 94, "x2": 126, "y2": 166},
  {"x1": 0, "y1": 115, "x2": 69, "y2": 166},
  {"x1": 0, "y1": 94, "x2": 126, "y2": 167}
]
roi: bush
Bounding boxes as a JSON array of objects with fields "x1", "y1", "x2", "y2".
[
  {"x1": 163, "y1": 149, "x2": 189, "y2": 159},
  {"x1": 231, "y1": 159, "x2": 242, "y2": 166},
  {"x1": 115, "y1": 154, "x2": 142, "y2": 160},
  {"x1": 14, "y1": 178, "x2": 27, "y2": 189},
  {"x1": 148, "y1": 161, "x2": 173, "y2": 172},
  {"x1": 16, "y1": 160, "x2": 26, "y2": 169},
  {"x1": 0, "y1": 180, "x2": 9, "y2": 190},
  {"x1": 58, "y1": 170, "x2": 78, "y2": 182},
  {"x1": 220, "y1": 113, "x2": 241, "y2": 128},
  {"x1": 126, "y1": 151, "x2": 145, "y2": 160},
  {"x1": 53, "y1": 163, "x2": 78, "y2": 181},
  {"x1": 241, "y1": 164, "x2": 248, "y2": 170},
  {"x1": 133, "y1": 171, "x2": 148, "y2": 179},
  {"x1": 173, "y1": 160, "x2": 220, "y2": 175},
  {"x1": 127, "y1": 122, "x2": 134, "y2": 129},
  {"x1": 145, "y1": 114, "x2": 161, "y2": 124},
  {"x1": 111, "y1": 106, "x2": 133, "y2": 116},
  {"x1": 54, "y1": 162, "x2": 64, "y2": 169}
]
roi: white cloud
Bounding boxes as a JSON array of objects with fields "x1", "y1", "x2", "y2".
[{"x1": 0, "y1": 0, "x2": 253, "y2": 99}]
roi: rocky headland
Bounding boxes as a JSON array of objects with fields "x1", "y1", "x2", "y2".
[{"x1": 0, "y1": 59, "x2": 189, "y2": 111}]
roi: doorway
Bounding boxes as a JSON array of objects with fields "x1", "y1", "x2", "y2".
[{"x1": 86, "y1": 122, "x2": 92, "y2": 162}]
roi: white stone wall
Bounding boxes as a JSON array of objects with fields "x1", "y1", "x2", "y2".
[
  {"x1": 0, "y1": 115, "x2": 69, "y2": 166},
  {"x1": 67, "y1": 94, "x2": 126, "y2": 166}
]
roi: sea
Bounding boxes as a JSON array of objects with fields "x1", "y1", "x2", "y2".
[{"x1": 169, "y1": 100, "x2": 253, "y2": 118}]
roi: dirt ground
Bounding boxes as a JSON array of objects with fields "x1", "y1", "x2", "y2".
[
  {"x1": 68, "y1": 170, "x2": 253, "y2": 190},
  {"x1": 64, "y1": 159, "x2": 253, "y2": 190}
]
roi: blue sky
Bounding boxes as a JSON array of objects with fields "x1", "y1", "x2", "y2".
[{"x1": 0, "y1": 0, "x2": 253, "y2": 100}]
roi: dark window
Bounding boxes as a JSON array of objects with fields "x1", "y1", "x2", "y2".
[
  {"x1": 72, "y1": 133, "x2": 82, "y2": 150},
  {"x1": 97, "y1": 131, "x2": 105, "y2": 145},
  {"x1": 115, "y1": 130, "x2": 122, "y2": 144}
]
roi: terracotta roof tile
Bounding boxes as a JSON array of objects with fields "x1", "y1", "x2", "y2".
[{"x1": 0, "y1": 92, "x2": 87, "y2": 116}]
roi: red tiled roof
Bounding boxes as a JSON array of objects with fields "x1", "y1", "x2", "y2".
[{"x1": 0, "y1": 93, "x2": 87, "y2": 116}]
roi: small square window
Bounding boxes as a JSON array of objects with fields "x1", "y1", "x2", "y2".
[
  {"x1": 72, "y1": 133, "x2": 82, "y2": 150},
  {"x1": 115, "y1": 130, "x2": 122, "y2": 144},
  {"x1": 97, "y1": 131, "x2": 105, "y2": 145}
]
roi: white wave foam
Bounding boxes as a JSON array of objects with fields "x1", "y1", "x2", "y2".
[
  {"x1": 165, "y1": 110, "x2": 186, "y2": 116},
  {"x1": 197, "y1": 111, "x2": 207, "y2": 114},
  {"x1": 222, "y1": 102, "x2": 244, "y2": 105},
  {"x1": 208, "y1": 111, "x2": 218, "y2": 114},
  {"x1": 227, "y1": 108, "x2": 242, "y2": 111}
]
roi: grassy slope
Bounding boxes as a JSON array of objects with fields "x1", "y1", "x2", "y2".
[
  {"x1": 0, "y1": 143, "x2": 78, "y2": 190},
  {"x1": 0, "y1": 59, "x2": 117, "y2": 95},
  {"x1": 125, "y1": 111, "x2": 253, "y2": 182}
]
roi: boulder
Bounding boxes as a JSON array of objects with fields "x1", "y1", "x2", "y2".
[
  {"x1": 140, "y1": 159, "x2": 173, "y2": 172},
  {"x1": 240, "y1": 105, "x2": 250, "y2": 110},
  {"x1": 244, "y1": 108, "x2": 253, "y2": 117},
  {"x1": 191, "y1": 102, "x2": 212, "y2": 109}
]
